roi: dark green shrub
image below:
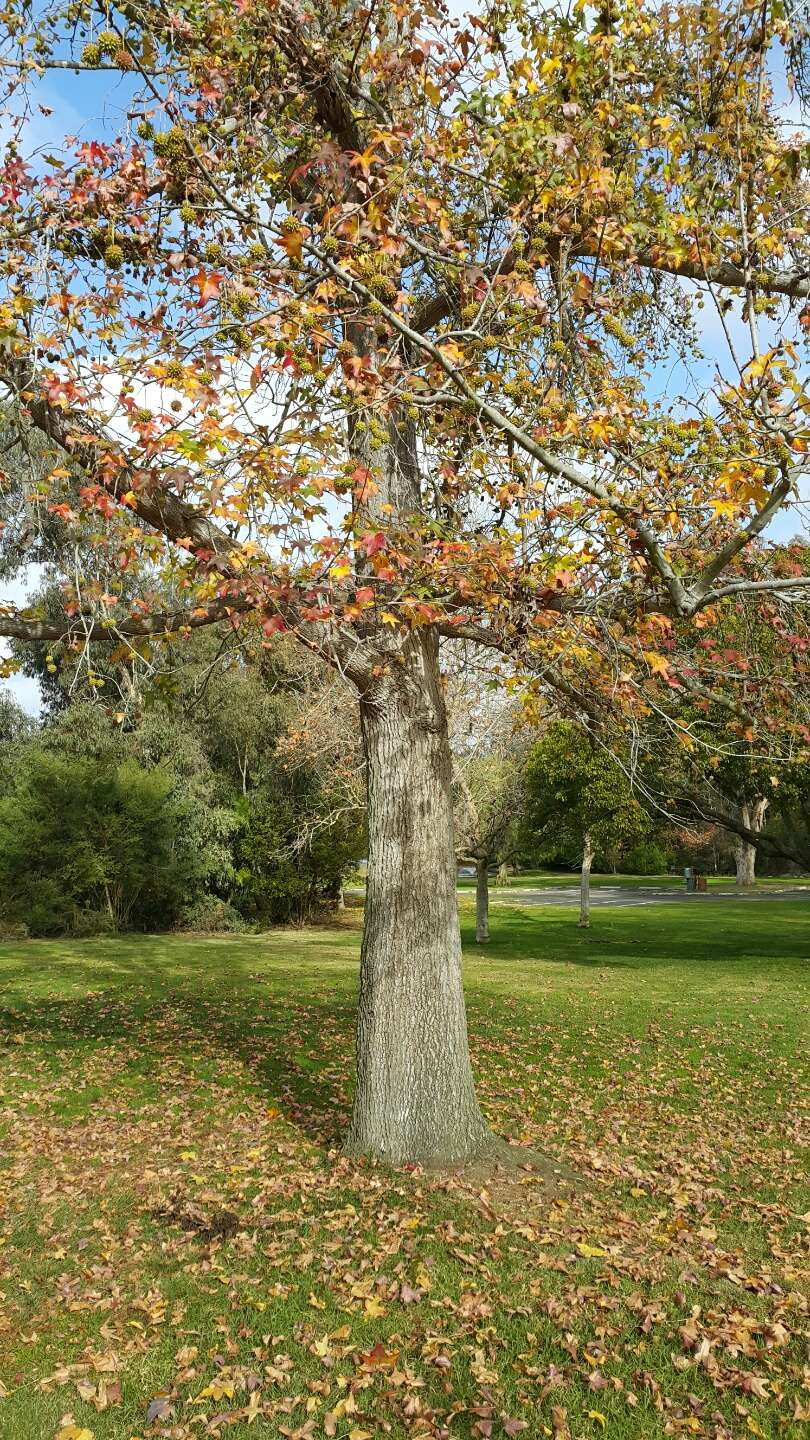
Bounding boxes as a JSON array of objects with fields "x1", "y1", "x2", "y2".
[
  {"x1": 0, "y1": 749, "x2": 201, "y2": 934},
  {"x1": 234, "y1": 790, "x2": 361, "y2": 925}
]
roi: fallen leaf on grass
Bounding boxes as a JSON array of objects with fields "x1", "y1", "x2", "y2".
[
  {"x1": 358, "y1": 1343, "x2": 399, "y2": 1369},
  {"x1": 145, "y1": 1396, "x2": 173, "y2": 1422}
]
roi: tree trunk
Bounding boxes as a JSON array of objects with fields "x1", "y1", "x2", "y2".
[
  {"x1": 475, "y1": 856, "x2": 490, "y2": 944},
  {"x1": 579, "y1": 831, "x2": 594, "y2": 928},
  {"x1": 734, "y1": 797, "x2": 768, "y2": 887},
  {"x1": 345, "y1": 632, "x2": 491, "y2": 1167}
]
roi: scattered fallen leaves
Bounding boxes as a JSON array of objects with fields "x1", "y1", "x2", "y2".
[{"x1": 1, "y1": 921, "x2": 807, "y2": 1440}]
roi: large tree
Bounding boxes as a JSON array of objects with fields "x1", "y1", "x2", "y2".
[{"x1": 0, "y1": 0, "x2": 809, "y2": 1163}]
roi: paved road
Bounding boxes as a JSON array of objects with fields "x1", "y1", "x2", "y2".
[{"x1": 479, "y1": 884, "x2": 810, "y2": 909}]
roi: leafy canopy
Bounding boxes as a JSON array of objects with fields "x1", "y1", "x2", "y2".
[
  {"x1": 523, "y1": 719, "x2": 651, "y2": 859},
  {"x1": 0, "y1": 0, "x2": 808, "y2": 717}
]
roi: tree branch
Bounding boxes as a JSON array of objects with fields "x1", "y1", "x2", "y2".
[{"x1": 0, "y1": 597, "x2": 245, "y2": 643}]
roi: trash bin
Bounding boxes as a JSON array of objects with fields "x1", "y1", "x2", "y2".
[{"x1": 684, "y1": 867, "x2": 695, "y2": 893}]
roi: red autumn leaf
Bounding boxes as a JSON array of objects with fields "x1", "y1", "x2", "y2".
[
  {"x1": 262, "y1": 614, "x2": 286, "y2": 635},
  {"x1": 191, "y1": 268, "x2": 224, "y2": 305},
  {"x1": 361, "y1": 531, "x2": 386, "y2": 557}
]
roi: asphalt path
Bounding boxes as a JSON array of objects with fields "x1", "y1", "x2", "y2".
[{"x1": 478, "y1": 884, "x2": 810, "y2": 908}]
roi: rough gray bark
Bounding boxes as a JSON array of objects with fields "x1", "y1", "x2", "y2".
[
  {"x1": 345, "y1": 631, "x2": 491, "y2": 1166},
  {"x1": 734, "y1": 797, "x2": 768, "y2": 887},
  {"x1": 579, "y1": 831, "x2": 594, "y2": 928},
  {"x1": 475, "y1": 856, "x2": 490, "y2": 944}
]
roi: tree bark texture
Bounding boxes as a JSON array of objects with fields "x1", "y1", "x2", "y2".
[
  {"x1": 579, "y1": 831, "x2": 594, "y2": 928},
  {"x1": 475, "y1": 856, "x2": 490, "y2": 944},
  {"x1": 734, "y1": 797, "x2": 768, "y2": 887},
  {"x1": 345, "y1": 631, "x2": 491, "y2": 1166}
]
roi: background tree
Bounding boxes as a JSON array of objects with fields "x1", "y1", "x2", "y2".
[
  {"x1": 620, "y1": 570, "x2": 810, "y2": 882},
  {"x1": 0, "y1": 0, "x2": 809, "y2": 1163},
  {"x1": 522, "y1": 721, "x2": 652, "y2": 926},
  {"x1": 447, "y1": 659, "x2": 529, "y2": 942},
  {"x1": 0, "y1": 618, "x2": 365, "y2": 934}
]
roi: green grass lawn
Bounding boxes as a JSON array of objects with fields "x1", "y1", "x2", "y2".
[{"x1": 0, "y1": 900, "x2": 808, "y2": 1440}]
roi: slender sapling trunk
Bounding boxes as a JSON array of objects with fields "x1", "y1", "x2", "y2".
[{"x1": 475, "y1": 855, "x2": 490, "y2": 944}]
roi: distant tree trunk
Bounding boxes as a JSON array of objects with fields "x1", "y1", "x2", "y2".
[
  {"x1": 475, "y1": 856, "x2": 490, "y2": 944},
  {"x1": 345, "y1": 631, "x2": 491, "y2": 1167},
  {"x1": 497, "y1": 860, "x2": 511, "y2": 886},
  {"x1": 734, "y1": 797, "x2": 768, "y2": 887},
  {"x1": 336, "y1": 887, "x2": 345, "y2": 911},
  {"x1": 579, "y1": 831, "x2": 594, "y2": 928}
]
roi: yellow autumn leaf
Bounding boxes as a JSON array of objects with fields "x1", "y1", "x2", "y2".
[
  {"x1": 746, "y1": 1420, "x2": 764, "y2": 1437},
  {"x1": 588, "y1": 1413, "x2": 606, "y2": 1428},
  {"x1": 194, "y1": 1379, "x2": 235, "y2": 1401},
  {"x1": 576, "y1": 1242, "x2": 607, "y2": 1258},
  {"x1": 349, "y1": 1430, "x2": 373, "y2": 1440},
  {"x1": 363, "y1": 1296, "x2": 386, "y2": 1318},
  {"x1": 308, "y1": 1292, "x2": 326, "y2": 1310},
  {"x1": 643, "y1": 650, "x2": 671, "y2": 677},
  {"x1": 746, "y1": 350, "x2": 774, "y2": 380},
  {"x1": 589, "y1": 418, "x2": 613, "y2": 444},
  {"x1": 56, "y1": 1428, "x2": 95, "y2": 1440}
]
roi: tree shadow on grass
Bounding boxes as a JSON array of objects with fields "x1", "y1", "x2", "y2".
[
  {"x1": 1, "y1": 907, "x2": 807, "y2": 1153},
  {"x1": 0, "y1": 939, "x2": 359, "y2": 1147},
  {"x1": 462, "y1": 903, "x2": 810, "y2": 975}
]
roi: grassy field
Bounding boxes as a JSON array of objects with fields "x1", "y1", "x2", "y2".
[{"x1": 0, "y1": 900, "x2": 808, "y2": 1440}]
